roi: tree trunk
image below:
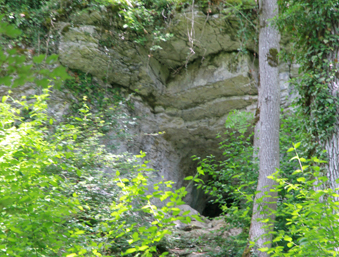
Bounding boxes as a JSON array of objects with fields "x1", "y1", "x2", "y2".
[
  {"x1": 325, "y1": 132, "x2": 339, "y2": 198},
  {"x1": 324, "y1": 47, "x2": 339, "y2": 199},
  {"x1": 247, "y1": 0, "x2": 280, "y2": 256}
]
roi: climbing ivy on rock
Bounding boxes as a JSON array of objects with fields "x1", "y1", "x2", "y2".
[
  {"x1": 276, "y1": 0, "x2": 339, "y2": 199},
  {"x1": 277, "y1": 0, "x2": 339, "y2": 147},
  {"x1": 62, "y1": 69, "x2": 134, "y2": 140},
  {"x1": 0, "y1": 0, "x2": 258, "y2": 55}
]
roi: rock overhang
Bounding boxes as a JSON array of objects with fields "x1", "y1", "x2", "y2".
[{"x1": 56, "y1": 7, "x2": 298, "y2": 213}]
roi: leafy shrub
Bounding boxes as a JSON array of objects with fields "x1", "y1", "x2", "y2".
[
  {"x1": 0, "y1": 90, "x2": 196, "y2": 256},
  {"x1": 186, "y1": 110, "x2": 305, "y2": 256},
  {"x1": 185, "y1": 111, "x2": 257, "y2": 256},
  {"x1": 261, "y1": 144, "x2": 339, "y2": 257},
  {"x1": 0, "y1": 18, "x2": 196, "y2": 256},
  {"x1": 189, "y1": 109, "x2": 338, "y2": 257},
  {"x1": 0, "y1": 90, "x2": 82, "y2": 256}
]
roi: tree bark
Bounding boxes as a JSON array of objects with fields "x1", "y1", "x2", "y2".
[
  {"x1": 324, "y1": 47, "x2": 339, "y2": 200},
  {"x1": 246, "y1": 0, "x2": 280, "y2": 256},
  {"x1": 325, "y1": 131, "x2": 339, "y2": 199}
]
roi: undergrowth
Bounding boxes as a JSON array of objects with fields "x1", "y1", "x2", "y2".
[
  {"x1": 186, "y1": 110, "x2": 304, "y2": 256},
  {"x1": 0, "y1": 19, "x2": 201, "y2": 257}
]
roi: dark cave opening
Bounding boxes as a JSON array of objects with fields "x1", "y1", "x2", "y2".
[
  {"x1": 202, "y1": 197, "x2": 236, "y2": 218},
  {"x1": 181, "y1": 146, "x2": 239, "y2": 219},
  {"x1": 202, "y1": 201, "x2": 223, "y2": 218}
]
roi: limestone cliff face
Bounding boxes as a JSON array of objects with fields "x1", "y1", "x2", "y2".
[{"x1": 55, "y1": 8, "x2": 296, "y2": 212}]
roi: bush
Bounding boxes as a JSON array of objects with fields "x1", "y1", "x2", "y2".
[
  {"x1": 0, "y1": 90, "x2": 197, "y2": 256},
  {"x1": 188, "y1": 109, "x2": 339, "y2": 257},
  {"x1": 186, "y1": 110, "x2": 305, "y2": 256},
  {"x1": 0, "y1": 90, "x2": 82, "y2": 256},
  {"x1": 0, "y1": 18, "x2": 196, "y2": 256},
  {"x1": 261, "y1": 144, "x2": 339, "y2": 257}
]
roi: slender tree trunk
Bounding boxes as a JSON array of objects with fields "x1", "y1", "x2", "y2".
[
  {"x1": 325, "y1": 131, "x2": 339, "y2": 198},
  {"x1": 324, "y1": 47, "x2": 339, "y2": 200},
  {"x1": 246, "y1": 1, "x2": 280, "y2": 256}
]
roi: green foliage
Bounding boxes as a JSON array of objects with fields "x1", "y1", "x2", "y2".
[
  {"x1": 277, "y1": 0, "x2": 339, "y2": 148},
  {"x1": 0, "y1": 0, "x2": 52, "y2": 49},
  {"x1": 0, "y1": 22, "x2": 78, "y2": 256},
  {"x1": 186, "y1": 111, "x2": 257, "y2": 256},
  {"x1": 257, "y1": 144, "x2": 339, "y2": 257},
  {"x1": 0, "y1": 92, "x2": 192, "y2": 256},
  {"x1": 61, "y1": 69, "x2": 134, "y2": 141},
  {"x1": 87, "y1": 0, "x2": 178, "y2": 47},
  {"x1": 225, "y1": 110, "x2": 253, "y2": 133},
  {"x1": 0, "y1": 91, "x2": 81, "y2": 256},
  {"x1": 0, "y1": 19, "x2": 195, "y2": 256},
  {"x1": 0, "y1": 14, "x2": 70, "y2": 88},
  {"x1": 186, "y1": 110, "x2": 305, "y2": 256},
  {"x1": 0, "y1": 0, "x2": 177, "y2": 50},
  {"x1": 106, "y1": 171, "x2": 194, "y2": 257},
  {"x1": 0, "y1": 0, "x2": 259, "y2": 55},
  {"x1": 187, "y1": 109, "x2": 339, "y2": 256},
  {"x1": 0, "y1": 66, "x2": 190, "y2": 257},
  {"x1": 223, "y1": 0, "x2": 258, "y2": 55}
]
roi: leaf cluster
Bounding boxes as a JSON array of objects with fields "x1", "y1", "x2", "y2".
[
  {"x1": 185, "y1": 110, "x2": 305, "y2": 256},
  {"x1": 276, "y1": 0, "x2": 339, "y2": 145},
  {"x1": 0, "y1": 19, "x2": 197, "y2": 257},
  {"x1": 259, "y1": 144, "x2": 339, "y2": 257},
  {"x1": 61, "y1": 69, "x2": 135, "y2": 140},
  {"x1": 0, "y1": 15, "x2": 70, "y2": 88}
]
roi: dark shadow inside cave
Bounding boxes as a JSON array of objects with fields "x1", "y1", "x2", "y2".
[
  {"x1": 178, "y1": 137, "x2": 237, "y2": 217},
  {"x1": 202, "y1": 196, "x2": 236, "y2": 218},
  {"x1": 202, "y1": 201, "x2": 223, "y2": 218}
]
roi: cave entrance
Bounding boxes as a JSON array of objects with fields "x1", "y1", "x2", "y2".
[
  {"x1": 201, "y1": 196, "x2": 236, "y2": 219},
  {"x1": 178, "y1": 141, "x2": 234, "y2": 218},
  {"x1": 202, "y1": 201, "x2": 223, "y2": 218}
]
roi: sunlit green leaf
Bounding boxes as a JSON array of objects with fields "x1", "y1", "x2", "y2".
[{"x1": 125, "y1": 248, "x2": 137, "y2": 254}]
